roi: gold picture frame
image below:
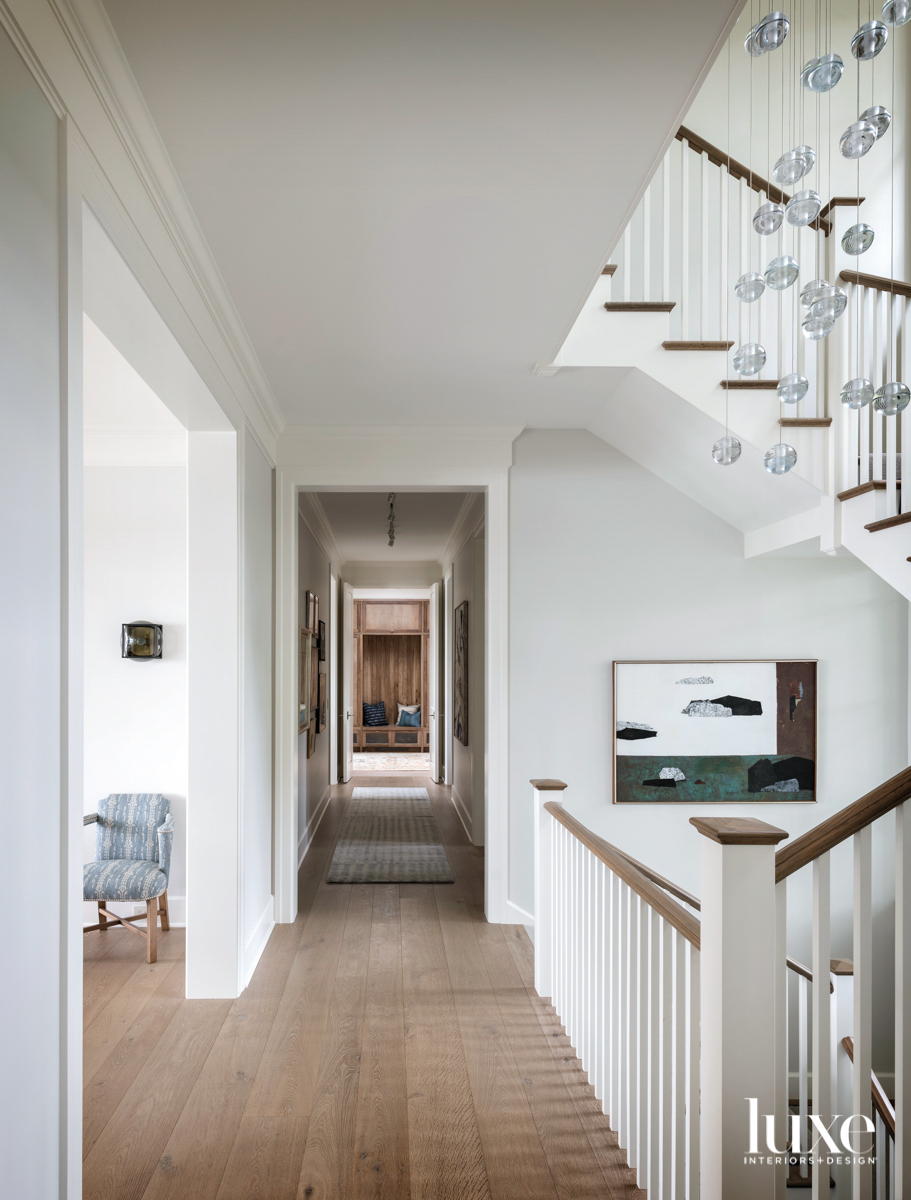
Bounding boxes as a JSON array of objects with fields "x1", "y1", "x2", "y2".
[{"x1": 299, "y1": 629, "x2": 312, "y2": 733}]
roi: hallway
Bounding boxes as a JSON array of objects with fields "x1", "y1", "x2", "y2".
[{"x1": 82, "y1": 775, "x2": 643, "y2": 1200}]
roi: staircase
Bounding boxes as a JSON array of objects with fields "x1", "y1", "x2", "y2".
[{"x1": 543, "y1": 127, "x2": 910, "y2": 600}]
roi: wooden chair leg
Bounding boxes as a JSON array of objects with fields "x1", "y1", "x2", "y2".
[
  {"x1": 98, "y1": 900, "x2": 109, "y2": 931},
  {"x1": 158, "y1": 889, "x2": 170, "y2": 932},
  {"x1": 146, "y1": 897, "x2": 158, "y2": 963}
]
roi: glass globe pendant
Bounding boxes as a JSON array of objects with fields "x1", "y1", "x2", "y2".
[
  {"x1": 840, "y1": 378, "x2": 874, "y2": 409},
  {"x1": 753, "y1": 201, "x2": 785, "y2": 235},
  {"x1": 842, "y1": 223, "x2": 875, "y2": 255},
  {"x1": 852, "y1": 20, "x2": 889, "y2": 59},
  {"x1": 883, "y1": 0, "x2": 911, "y2": 27},
  {"x1": 765, "y1": 256, "x2": 800, "y2": 290},
  {"x1": 735, "y1": 272, "x2": 765, "y2": 302},
  {"x1": 778, "y1": 373, "x2": 809, "y2": 403},
  {"x1": 745, "y1": 11, "x2": 790, "y2": 55},
  {"x1": 802, "y1": 314, "x2": 836, "y2": 340},
  {"x1": 773, "y1": 145, "x2": 815, "y2": 186},
  {"x1": 811, "y1": 285, "x2": 848, "y2": 321},
  {"x1": 801, "y1": 53, "x2": 844, "y2": 92},
  {"x1": 873, "y1": 382, "x2": 911, "y2": 414},
  {"x1": 840, "y1": 120, "x2": 878, "y2": 159},
  {"x1": 801, "y1": 278, "x2": 829, "y2": 309},
  {"x1": 860, "y1": 105, "x2": 891, "y2": 139},
  {"x1": 764, "y1": 443, "x2": 798, "y2": 474},
  {"x1": 712, "y1": 435, "x2": 742, "y2": 465},
  {"x1": 786, "y1": 190, "x2": 822, "y2": 227},
  {"x1": 734, "y1": 343, "x2": 767, "y2": 375}
]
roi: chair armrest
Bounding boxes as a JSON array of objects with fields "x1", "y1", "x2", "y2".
[
  {"x1": 83, "y1": 812, "x2": 99, "y2": 826},
  {"x1": 156, "y1": 813, "x2": 175, "y2": 881}
]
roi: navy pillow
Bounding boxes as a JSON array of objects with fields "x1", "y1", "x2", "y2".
[
  {"x1": 397, "y1": 708, "x2": 421, "y2": 727},
  {"x1": 363, "y1": 701, "x2": 387, "y2": 727}
]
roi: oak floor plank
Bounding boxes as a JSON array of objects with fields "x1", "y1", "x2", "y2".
[
  {"x1": 139, "y1": 920, "x2": 305, "y2": 1200},
  {"x1": 213, "y1": 883, "x2": 353, "y2": 1200},
  {"x1": 294, "y1": 883, "x2": 374, "y2": 1199},
  {"x1": 83, "y1": 928, "x2": 181, "y2": 1026},
  {"x1": 83, "y1": 925, "x2": 128, "y2": 963},
  {"x1": 83, "y1": 993, "x2": 232, "y2": 1200},
  {"x1": 83, "y1": 963, "x2": 188, "y2": 1159},
  {"x1": 349, "y1": 884, "x2": 410, "y2": 1200},
  {"x1": 83, "y1": 949, "x2": 182, "y2": 1081},
  {"x1": 401, "y1": 886, "x2": 492, "y2": 1200},
  {"x1": 434, "y1": 880, "x2": 559, "y2": 1200}
]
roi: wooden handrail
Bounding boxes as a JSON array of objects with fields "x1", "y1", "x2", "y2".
[
  {"x1": 838, "y1": 269, "x2": 911, "y2": 299},
  {"x1": 775, "y1": 766, "x2": 911, "y2": 882},
  {"x1": 612, "y1": 848, "x2": 701, "y2": 909},
  {"x1": 543, "y1": 801, "x2": 701, "y2": 948},
  {"x1": 675, "y1": 125, "x2": 832, "y2": 234},
  {"x1": 842, "y1": 1036, "x2": 896, "y2": 1137}
]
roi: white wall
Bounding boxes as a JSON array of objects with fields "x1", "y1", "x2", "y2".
[
  {"x1": 0, "y1": 24, "x2": 68, "y2": 1197},
  {"x1": 82, "y1": 465, "x2": 188, "y2": 924},
  {"x1": 452, "y1": 530, "x2": 486, "y2": 843},
  {"x1": 298, "y1": 511, "x2": 332, "y2": 862},
  {"x1": 510, "y1": 430, "x2": 907, "y2": 1060},
  {"x1": 241, "y1": 429, "x2": 275, "y2": 983},
  {"x1": 341, "y1": 560, "x2": 443, "y2": 587}
]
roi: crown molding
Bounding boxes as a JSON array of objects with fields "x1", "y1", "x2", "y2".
[
  {"x1": 438, "y1": 493, "x2": 485, "y2": 569},
  {"x1": 279, "y1": 424, "x2": 525, "y2": 442},
  {"x1": 297, "y1": 492, "x2": 346, "y2": 571},
  {"x1": 26, "y1": 0, "x2": 286, "y2": 444}
]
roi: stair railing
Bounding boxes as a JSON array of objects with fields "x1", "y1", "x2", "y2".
[{"x1": 533, "y1": 764, "x2": 911, "y2": 1199}]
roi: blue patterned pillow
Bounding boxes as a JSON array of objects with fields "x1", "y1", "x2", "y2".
[
  {"x1": 397, "y1": 708, "x2": 421, "y2": 727},
  {"x1": 363, "y1": 701, "x2": 387, "y2": 727}
]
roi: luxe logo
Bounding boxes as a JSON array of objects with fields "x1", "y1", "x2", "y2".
[{"x1": 745, "y1": 1098, "x2": 875, "y2": 1162}]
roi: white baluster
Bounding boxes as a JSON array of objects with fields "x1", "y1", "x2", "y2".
[
  {"x1": 673, "y1": 930, "x2": 687, "y2": 1200},
  {"x1": 860, "y1": 289, "x2": 871, "y2": 481},
  {"x1": 799, "y1": 975, "x2": 809, "y2": 1179},
  {"x1": 643, "y1": 184, "x2": 652, "y2": 303},
  {"x1": 611, "y1": 871, "x2": 622, "y2": 1132},
  {"x1": 628, "y1": 894, "x2": 642, "y2": 1172},
  {"x1": 688, "y1": 942, "x2": 700, "y2": 1200},
  {"x1": 662, "y1": 152, "x2": 671, "y2": 304},
  {"x1": 618, "y1": 879, "x2": 630, "y2": 1153},
  {"x1": 886, "y1": 294, "x2": 899, "y2": 517},
  {"x1": 646, "y1": 908, "x2": 661, "y2": 1193},
  {"x1": 812, "y1": 852, "x2": 832, "y2": 1197},
  {"x1": 854, "y1": 826, "x2": 874, "y2": 1200},
  {"x1": 775, "y1": 880, "x2": 788, "y2": 1200},
  {"x1": 720, "y1": 164, "x2": 729, "y2": 348},
  {"x1": 873, "y1": 293, "x2": 884, "y2": 482},
  {"x1": 533, "y1": 784, "x2": 555, "y2": 998},
  {"x1": 681, "y1": 139, "x2": 689, "y2": 341},
  {"x1": 623, "y1": 223, "x2": 632, "y2": 304},
  {"x1": 901, "y1": 299, "x2": 909, "y2": 516},
  {"x1": 896, "y1": 802, "x2": 911, "y2": 1197},
  {"x1": 700, "y1": 153, "x2": 709, "y2": 339}
]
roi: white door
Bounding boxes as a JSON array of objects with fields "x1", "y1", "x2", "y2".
[
  {"x1": 341, "y1": 583, "x2": 354, "y2": 782},
  {"x1": 428, "y1": 582, "x2": 440, "y2": 781}
]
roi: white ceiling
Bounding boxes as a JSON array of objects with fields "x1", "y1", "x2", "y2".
[
  {"x1": 99, "y1": 0, "x2": 739, "y2": 430},
  {"x1": 315, "y1": 491, "x2": 471, "y2": 561}
]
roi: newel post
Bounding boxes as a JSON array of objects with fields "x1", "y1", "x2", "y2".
[
  {"x1": 691, "y1": 816, "x2": 789, "y2": 1200},
  {"x1": 531, "y1": 779, "x2": 567, "y2": 1000}
]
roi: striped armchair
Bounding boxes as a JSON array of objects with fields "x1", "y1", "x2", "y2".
[{"x1": 84, "y1": 793, "x2": 174, "y2": 962}]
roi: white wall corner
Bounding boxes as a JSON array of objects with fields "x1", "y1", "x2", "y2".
[
  {"x1": 242, "y1": 896, "x2": 275, "y2": 991},
  {"x1": 450, "y1": 787, "x2": 472, "y2": 842},
  {"x1": 533, "y1": 362, "x2": 560, "y2": 378},
  {"x1": 298, "y1": 491, "x2": 346, "y2": 571},
  {"x1": 743, "y1": 505, "x2": 822, "y2": 558},
  {"x1": 298, "y1": 784, "x2": 332, "y2": 868},
  {"x1": 438, "y1": 492, "x2": 485, "y2": 572},
  {"x1": 505, "y1": 898, "x2": 535, "y2": 926}
]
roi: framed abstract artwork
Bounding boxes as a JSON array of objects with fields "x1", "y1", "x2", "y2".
[
  {"x1": 318, "y1": 619, "x2": 326, "y2": 661},
  {"x1": 318, "y1": 672, "x2": 328, "y2": 733},
  {"x1": 299, "y1": 629, "x2": 312, "y2": 733},
  {"x1": 307, "y1": 721, "x2": 316, "y2": 759},
  {"x1": 453, "y1": 601, "x2": 468, "y2": 746},
  {"x1": 613, "y1": 660, "x2": 817, "y2": 803},
  {"x1": 304, "y1": 590, "x2": 319, "y2": 634}
]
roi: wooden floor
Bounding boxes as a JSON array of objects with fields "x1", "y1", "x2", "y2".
[{"x1": 83, "y1": 775, "x2": 644, "y2": 1200}]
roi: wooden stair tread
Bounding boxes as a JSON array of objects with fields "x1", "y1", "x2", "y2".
[
  {"x1": 601, "y1": 264, "x2": 617, "y2": 276},
  {"x1": 837, "y1": 480, "x2": 888, "y2": 501},
  {"x1": 721, "y1": 379, "x2": 779, "y2": 389},
  {"x1": 604, "y1": 301, "x2": 676, "y2": 312},
  {"x1": 662, "y1": 340, "x2": 734, "y2": 351},
  {"x1": 779, "y1": 417, "x2": 832, "y2": 427},
  {"x1": 864, "y1": 511, "x2": 911, "y2": 533}
]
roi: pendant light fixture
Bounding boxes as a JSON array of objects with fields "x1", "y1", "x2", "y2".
[
  {"x1": 851, "y1": 20, "x2": 889, "y2": 59},
  {"x1": 386, "y1": 493, "x2": 397, "y2": 547},
  {"x1": 765, "y1": 256, "x2": 800, "y2": 288},
  {"x1": 778, "y1": 373, "x2": 810, "y2": 403},
  {"x1": 764, "y1": 443, "x2": 798, "y2": 474},
  {"x1": 800, "y1": 53, "x2": 844, "y2": 91},
  {"x1": 745, "y1": 11, "x2": 791, "y2": 55},
  {"x1": 859, "y1": 104, "x2": 892, "y2": 137},
  {"x1": 712, "y1": 435, "x2": 743, "y2": 465},
  {"x1": 873, "y1": 381, "x2": 911, "y2": 413},
  {"x1": 773, "y1": 145, "x2": 816, "y2": 184},
  {"x1": 840, "y1": 378, "x2": 875, "y2": 408},
  {"x1": 753, "y1": 200, "x2": 785, "y2": 234},
  {"x1": 883, "y1": 0, "x2": 911, "y2": 27},
  {"x1": 839, "y1": 118, "x2": 878, "y2": 157},
  {"x1": 736, "y1": 271, "x2": 766, "y2": 301},
  {"x1": 841, "y1": 223, "x2": 875, "y2": 254},
  {"x1": 734, "y1": 342, "x2": 768, "y2": 375},
  {"x1": 785, "y1": 189, "x2": 822, "y2": 225}
]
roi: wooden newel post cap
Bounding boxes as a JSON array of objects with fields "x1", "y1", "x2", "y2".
[
  {"x1": 689, "y1": 816, "x2": 789, "y2": 845},
  {"x1": 530, "y1": 779, "x2": 568, "y2": 791}
]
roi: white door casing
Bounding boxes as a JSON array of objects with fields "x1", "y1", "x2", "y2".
[
  {"x1": 428, "y1": 581, "x2": 440, "y2": 780},
  {"x1": 342, "y1": 582, "x2": 354, "y2": 783}
]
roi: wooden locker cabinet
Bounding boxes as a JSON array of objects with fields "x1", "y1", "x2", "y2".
[{"x1": 352, "y1": 600, "x2": 429, "y2": 752}]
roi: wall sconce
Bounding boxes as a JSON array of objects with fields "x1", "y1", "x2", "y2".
[{"x1": 121, "y1": 622, "x2": 163, "y2": 659}]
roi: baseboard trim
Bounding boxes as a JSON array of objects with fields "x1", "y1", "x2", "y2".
[
  {"x1": 299, "y1": 785, "x2": 332, "y2": 867},
  {"x1": 450, "y1": 787, "x2": 472, "y2": 841},
  {"x1": 505, "y1": 898, "x2": 534, "y2": 926},
  {"x1": 242, "y1": 897, "x2": 275, "y2": 990}
]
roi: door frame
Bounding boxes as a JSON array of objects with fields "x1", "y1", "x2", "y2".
[{"x1": 272, "y1": 432, "x2": 517, "y2": 925}]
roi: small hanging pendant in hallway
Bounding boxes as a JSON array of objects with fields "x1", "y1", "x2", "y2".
[{"x1": 387, "y1": 492, "x2": 397, "y2": 546}]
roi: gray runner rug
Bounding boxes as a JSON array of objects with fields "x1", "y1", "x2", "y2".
[{"x1": 326, "y1": 787, "x2": 454, "y2": 884}]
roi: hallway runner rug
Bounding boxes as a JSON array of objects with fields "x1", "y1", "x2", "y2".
[{"x1": 326, "y1": 787, "x2": 454, "y2": 884}]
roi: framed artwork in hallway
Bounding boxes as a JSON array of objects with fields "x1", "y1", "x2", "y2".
[
  {"x1": 318, "y1": 619, "x2": 326, "y2": 661},
  {"x1": 454, "y1": 601, "x2": 468, "y2": 746},
  {"x1": 318, "y1": 672, "x2": 327, "y2": 732},
  {"x1": 613, "y1": 660, "x2": 817, "y2": 803},
  {"x1": 299, "y1": 629, "x2": 312, "y2": 732}
]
